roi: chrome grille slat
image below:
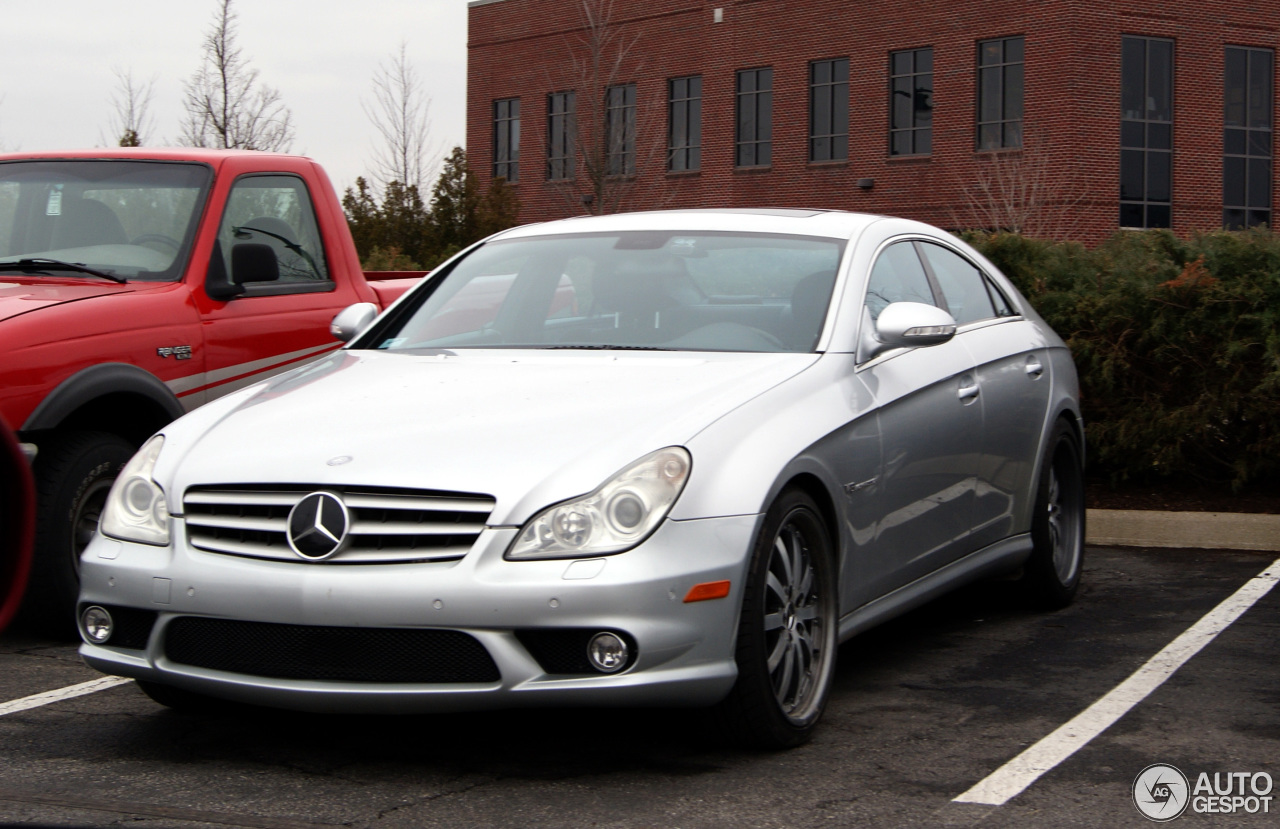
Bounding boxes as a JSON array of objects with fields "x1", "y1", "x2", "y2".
[
  {"x1": 182, "y1": 485, "x2": 495, "y2": 565},
  {"x1": 184, "y1": 491, "x2": 301, "y2": 507},
  {"x1": 343, "y1": 494, "x2": 494, "y2": 513},
  {"x1": 190, "y1": 536, "x2": 293, "y2": 559},
  {"x1": 349, "y1": 520, "x2": 486, "y2": 536},
  {"x1": 186, "y1": 514, "x2": 287, "y2": 532}
]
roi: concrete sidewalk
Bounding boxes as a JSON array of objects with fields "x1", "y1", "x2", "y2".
[{"x1": 1086, "y1": 509, "x2": 1280, "y2": 552}]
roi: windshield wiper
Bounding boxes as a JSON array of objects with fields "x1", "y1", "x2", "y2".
[
  {"x1": 0, "y1": 258, "x2": 126, "y2": 283},
  {"x1": 546, "y1": 344, "x2": 675, "y2": 351}
]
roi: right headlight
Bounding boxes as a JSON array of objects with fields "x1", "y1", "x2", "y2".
[
  {"x1": 506, "y1": 447, "x2": 691, "y2": 560},
  {"x1": 100, "y1": 435, "x2": 170, "y2": 546}
]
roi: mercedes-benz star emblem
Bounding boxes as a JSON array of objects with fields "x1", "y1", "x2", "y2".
[{"x1": 287, "y1": 492, "x2": 351, "y2": 561}]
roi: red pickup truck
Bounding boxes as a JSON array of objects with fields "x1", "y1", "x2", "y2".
[{"x1": 0, "y1": 148, "x2": 421, "y2": 631}]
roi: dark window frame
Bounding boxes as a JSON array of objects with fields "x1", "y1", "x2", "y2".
[
  {"x1": 976, "y1": 36, "x2": 1025, "y2": 150},
  {"x1": 736, "y1": 67, "x2": 774, "y2": 167},
  {"x1": 810, "y1": 58, "x2": 850, "y2": 162},
  {"x1": 1119, "y1": 36, "x2": 1173, "y2": 229},
  {"x1": 606, "y1": 83, "x2": 637, "y2": 177},
  {"x1": 1223, "y1": 45, "x2": 1273, "y2": 229},
  {"x1": 668, "y1": 75, "x2": 702, "y2": 172},
  {"x1": 493, "y1": 98, "x2": 520, "y2": 183},
  {"x1": 889, "y1": 48, "x2": 933, "y2": 156},
  {"x1": 547, "y1": 91, "x2": 575, "y2": 181}
]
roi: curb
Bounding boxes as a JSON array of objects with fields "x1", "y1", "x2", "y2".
[{"x1": 1086, "y1": 509, "x2": 1280, "y2": 552}]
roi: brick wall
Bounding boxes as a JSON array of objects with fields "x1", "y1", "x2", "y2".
[{"x1": 467, "y1": 0, "x2": 1280, "y2": 245}]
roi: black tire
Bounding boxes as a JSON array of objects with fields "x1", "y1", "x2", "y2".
[
  {"x1": 21, "y1": 431, "x2": 136, "y2": 636},
  {"x1": 1020, "y1": 420, "x2": 1086, "y2": 610},
  {"x1": 716, "y1": 489, "x2": 838, "y2": 749}
]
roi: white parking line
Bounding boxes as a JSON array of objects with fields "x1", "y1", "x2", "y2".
[
  {"x1": 0, "y1": 676, "x2": 134, "y2": 717},
  {"x1": 955, "y1": 556, "x2": 1280, "y2": 807}
]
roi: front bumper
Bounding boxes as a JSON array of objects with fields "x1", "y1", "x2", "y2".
[{"x1": 78, "y1": 514, "x2": 759, "y2": 713}]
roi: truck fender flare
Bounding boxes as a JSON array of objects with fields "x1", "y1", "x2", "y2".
[{"x1": 22, "y1": 363, "x2": 186, "y2": 433}]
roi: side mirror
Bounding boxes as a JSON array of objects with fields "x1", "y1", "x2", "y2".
[
  {"x1": 330, "y1": 302, "x2": 379, "y2": 343},
  {"x1": 859, "y1": 301, "x2": 957, "y2": 362},
  {"x1": 230, "y1": 243, "x2": 280, "y2": 284}
]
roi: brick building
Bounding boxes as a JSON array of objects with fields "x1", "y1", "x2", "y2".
[{"x1": 467, "y1": 0, "x2": 1277, "y2": 244}]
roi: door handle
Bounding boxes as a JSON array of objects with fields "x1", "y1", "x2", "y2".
[
  {"x1": 958, "y1": 376, "x2": 980, "y2": 403},
  {"x1": 1025, "y1": 355, "x2": 1044, "y2": 378}
]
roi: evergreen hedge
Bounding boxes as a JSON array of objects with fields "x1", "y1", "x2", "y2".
[{"x1": 963, "y1": 230, "x2": 1280, "y2": 489}]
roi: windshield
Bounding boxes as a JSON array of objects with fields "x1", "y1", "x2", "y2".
[
  {"x1": 364, "y1": 231, "x2": 844, "y2": 353},
  {"x1": 0, "y1": 160, "x2": 211, "y2": 281}
]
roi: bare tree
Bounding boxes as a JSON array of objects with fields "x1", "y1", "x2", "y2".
[
  {"x1": 364, "y1": 42, "x2": 436, "y2": 194},
  {"x1": 552, "y1": 0, "x2": 665, "y2": 215},
  {"x1": 953, "y1": 130, "x2": 1088, "y2": 240},
  {"x1": 180, "y1": 0, "x2": 294, "y2": 152},
  {"x1": 103, "y1": 68, "x2": 156, "y2": 147}
]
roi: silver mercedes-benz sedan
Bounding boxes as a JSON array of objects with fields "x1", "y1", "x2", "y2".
[{"x1": 78, "y1": 209, "x2": 1084, "y2": 748}]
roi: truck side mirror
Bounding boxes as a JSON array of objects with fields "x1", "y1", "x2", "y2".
[
  {"x1": 330, "y1": 302, "x2": 379, "y2": 342},
  {"x1": 230, "y1": 243, "x2": 280, "y2": 284}
]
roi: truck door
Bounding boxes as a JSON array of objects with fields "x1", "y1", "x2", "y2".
[{"x1": 192, "y1": 173, "x2": 358, "y2": 406}]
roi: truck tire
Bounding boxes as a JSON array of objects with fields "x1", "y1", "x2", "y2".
[{"x1": 23, "y1": 432, "x2": 136, "y2": 636}]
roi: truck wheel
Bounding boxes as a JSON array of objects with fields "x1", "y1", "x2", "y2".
[
  {"x1": 716, "y1": 489, "x2": 838, "y2": 749},
  {"x1": 24, "y1": 432, "x2": 136, "y2": 636}
]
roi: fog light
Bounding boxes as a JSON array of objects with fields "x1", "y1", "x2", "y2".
[
  {"x1": 587, "y1": 632, "x2": 629, "y2": 673},
  {"x1": 80, "y1": 606, "x2": 113, "y2": 644}
]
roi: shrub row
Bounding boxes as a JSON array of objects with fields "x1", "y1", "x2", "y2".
[{"x1": 963, "y1": 229, "x2": 1280, "y2": 489}]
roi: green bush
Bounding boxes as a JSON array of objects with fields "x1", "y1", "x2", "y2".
[{"x1": 964, "y1": 230, "x2": 1280, "y2": 489}]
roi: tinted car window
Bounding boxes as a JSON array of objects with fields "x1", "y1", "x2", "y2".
[
  {"x1": 919, "y1": 242, "x2": 996, "y2": 325},
  {"x1": 864, "y1": 241, "x2": 936, "y2": 320}
]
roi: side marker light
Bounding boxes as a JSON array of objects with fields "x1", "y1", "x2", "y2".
[{"x1": 683, "y1": 580, "x2": 731, "y2": 603}]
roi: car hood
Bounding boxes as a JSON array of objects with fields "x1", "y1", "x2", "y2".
[
  {"x1": 165, "y1": 348, "x2": 820, "y2": 524},
  {"x1": 0, "y1": 279, "x2": 141, "y2": 322}
]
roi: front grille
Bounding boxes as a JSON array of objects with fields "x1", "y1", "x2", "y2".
[
  {"x1": 182, "y1": 485, "x2": 496, "y2": 564},
  {"x1": 164, "y1": 617, "x2": 500, "y2": 683}
]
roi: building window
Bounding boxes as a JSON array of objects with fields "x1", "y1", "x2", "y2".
[
  {"x1": 493, "y1": 98, "x2": 520, "y2": 182},
  {"x1": 668, "y1": 76, "x2": 702, "y2": 172},
  {"x1": 547, "y1": 91, "x2": 575, "y2": 181},
  {"x1": 736, "y1": 67, "x2": 773, "y2": 167},
  {"x1": 606, "y1": 83, "x2": 637, "y2": 176},
  {"x1": 890, "y1": 49, "x2": 932, "y2": 156},
  {"x1": 1224, "y1": 46, "x2": 1273, "y2": 229},
  {"x1": 977, "y1": 37, "x2": 1024, "y2": 149},
  {"x1": 1120, "y1": 37, "x2": 1173, "y2": 228},
  {"x1": 810, "y1": 58, "x2": 849, "y2": 162}
]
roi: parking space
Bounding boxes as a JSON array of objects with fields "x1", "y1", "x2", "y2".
[{"x1": 1, "y1": 545, "x2": 1276, "y2": 828}]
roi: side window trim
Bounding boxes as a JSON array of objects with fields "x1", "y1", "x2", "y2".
[
  {"x1": 214, "y1": 172, "x2": 333, "y2": 295},
  {"x1": 909, "y1": 239, "x2": 950, "y2": 315}
]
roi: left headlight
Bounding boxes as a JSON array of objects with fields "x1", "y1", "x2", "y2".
[
  {"x1": 100, "y1": 435, "x2": 170, "y2": 546},
  {"x1": 507, "y1": 447, "x2": 691, "y2": 560}
]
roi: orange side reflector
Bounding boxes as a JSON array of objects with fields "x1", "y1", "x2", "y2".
[{"x1": 683, "y1": 580, "x2": 731, "y2": 603}]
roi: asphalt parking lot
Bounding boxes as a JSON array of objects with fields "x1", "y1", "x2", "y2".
[{"x1": 1, "y1": 544, "x2": 1276, "y2": 829}]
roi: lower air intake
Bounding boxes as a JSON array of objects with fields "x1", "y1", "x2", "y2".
[{"x1": 164, "y1": 617, "x2": 500, "y2": 683}]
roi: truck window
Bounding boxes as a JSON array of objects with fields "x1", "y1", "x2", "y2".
[
  {"x1": 0, "y1": 160, "x2": 210, "y2": 281},
  {"x1": 216, "y1": 174, "x2": 331, "y2": 287}
]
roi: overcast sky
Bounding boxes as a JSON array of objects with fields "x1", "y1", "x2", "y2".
[{"x1": 0, "y1": 0, "x2": 468, "y2": 193}]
